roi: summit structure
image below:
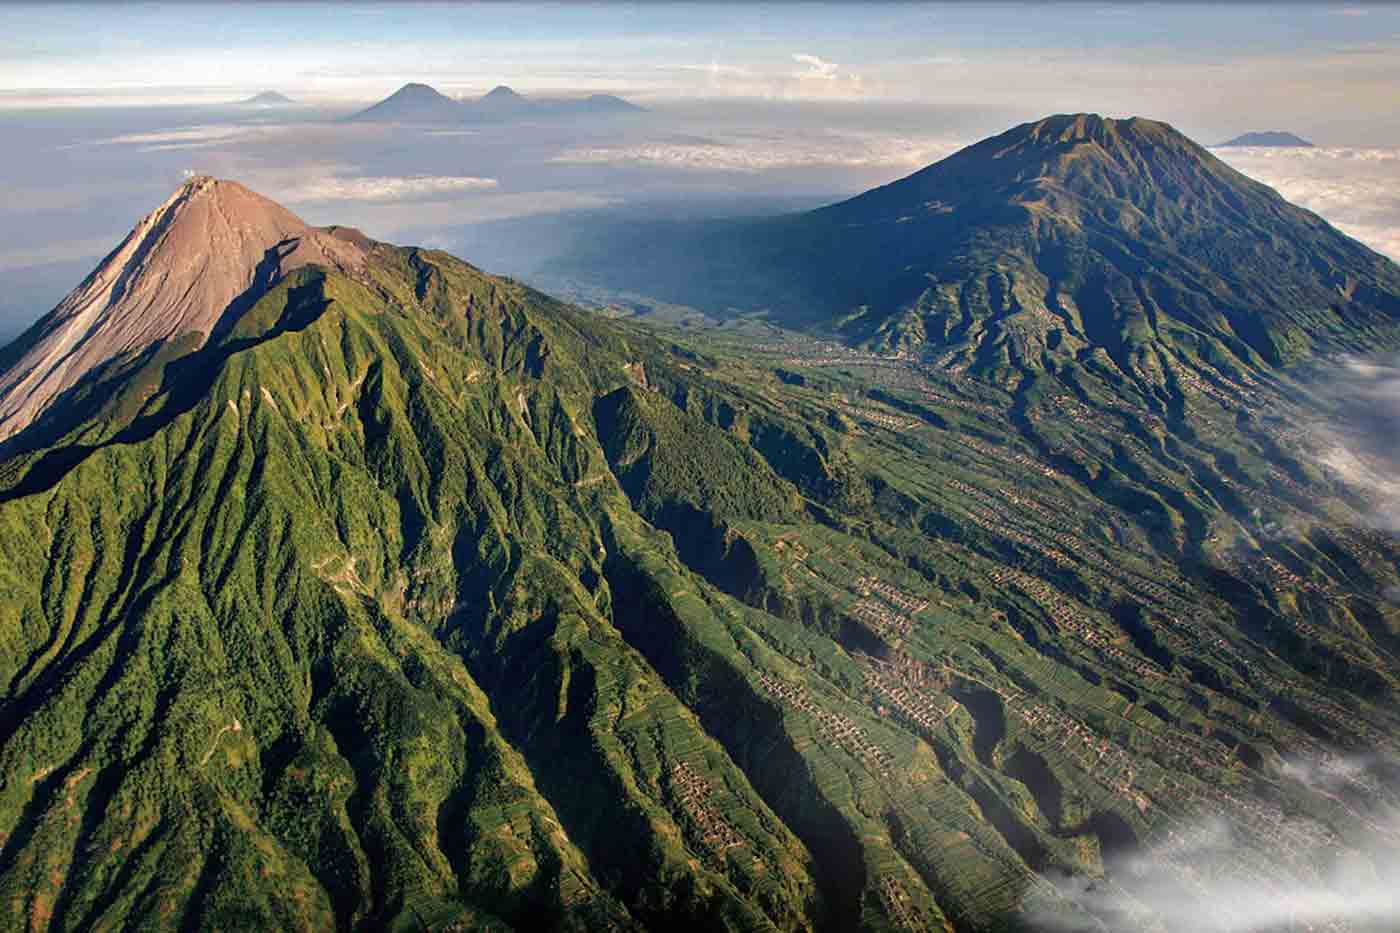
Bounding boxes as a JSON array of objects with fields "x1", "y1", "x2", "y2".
[{"x1": 0, "y1": 176, "x2": 366, "y2": 442}]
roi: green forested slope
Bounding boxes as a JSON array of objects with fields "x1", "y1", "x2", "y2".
[{"x1": 1, "y1": 152, "x2": 1399, "y2": 932}]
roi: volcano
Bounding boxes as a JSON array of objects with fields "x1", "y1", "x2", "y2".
[
  {"x1": 1, "y1": 126, "x2": 1399, "y2": 932},
  {"x1": 0, "y1": 176, "x2": 366, "y2": 444}
]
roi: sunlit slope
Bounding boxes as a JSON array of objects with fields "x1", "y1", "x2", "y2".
[
  {"x1": 1, "y1": 171, "x2": 1399, "y2": 933},
  {"x1": 0, "y1": 252, "x2": 832, "y2": 931}
]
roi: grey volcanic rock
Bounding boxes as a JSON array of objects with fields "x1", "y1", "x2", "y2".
[
  {"x1": 0, "y1": 176, "x2": 366, "y2": 441},
  {"x1": 1217, "y1": 131, "x2": 1314, "y2": 147}
]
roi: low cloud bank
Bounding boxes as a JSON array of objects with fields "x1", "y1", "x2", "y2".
[
  {"x1": 1307, "y1": 355, "x2": 1400, "y2": 532},
  {"x1": 1216, "y1": 146, "x2": 1400, "y2": 261},
  {"x1": 1025, "y1": 754, "x2": 1400, "y2": 932},
  {"x1": 554, "y1": 130, "x2": 960, "y2": 173},
  {"x1": 277, "y1": 174, "x2": 498, "y2": 203}
]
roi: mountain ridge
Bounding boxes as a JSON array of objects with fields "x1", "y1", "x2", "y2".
[
  {"x1": 546, "y1": 113, "x2": 1400, "y2": 382},
  {"x1": 1, "y1": 121, "x2": 1399, "y2": 932},
  {"x1": 348, "y1": 81, "x2": 644, "y2": 123},
  {"x1": 235, "y1": 90, "x2": 297, "y2": 107}
]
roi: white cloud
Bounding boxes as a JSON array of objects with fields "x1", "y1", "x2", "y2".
[
  {"x1": 1216, "y1": 146, "x2": 1400, "y2": 261},
  {"x1": 553, "y1": 130, "x2": 961, "y2": 173},
  {"x1": 276, "y1": 174, "x2": 499, "y2": 203},
  {"x1": 792, "y1": 53, "x2": 840, "y2": 81},
  {"x1": 0, "y1": 235, "x2": 123, "y2": 273},
  {"x1": 658, "y1": 52, "x2": 868, "y2": 101},
  {"x1": 674, "y1": 61, "x2": 759, "y2": 79},
  {"x1": 273, "y1": 189, "x2": 619, "y2": 244},
  {"x1": 1024, "y1": 753, "x2": 1400, "y2": 932},
  {"x1": 1305, "y1": 354, "x2": 1400, "y2": 532},
  {"x1": 84, "y1": 124, "x2": 263, "y2": 152},
  {"x1": 791, "y1": 52, "x2": 864, "y2": 99}
]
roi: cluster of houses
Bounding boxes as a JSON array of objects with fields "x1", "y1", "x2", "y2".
[
  {"x1": 846, "y1": 576, "x2": 929, "y2": 643},
  {"x1": 951, "y1": 436, "x2": 1062, "y2": 480},
  {"x1": 832, "y1": 399, "x2": 923, "y2": 432},
  {"x1": 946, "y1": 478, "x2": 1077, "y2": 567},
  {"x1": 878, "y1": 876, "x2": 926, "y2": 933},
  {"x1": 666, "y1": 761, "x2": 746, "y2": 860},
  {"x1": 753, "y1": 670, "x2": 894, "y2": 776},
  {"x1": 858, "y1": 653, "x2": 958, "y2": 739},
  {"x1": 1006, "y1": 695, "x2": 1141, "y2": 802},
  {"x1": 988, "y1": 567, "x2": 1169, "y2": 682}
]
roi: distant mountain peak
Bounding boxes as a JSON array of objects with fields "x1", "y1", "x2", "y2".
[
  {"x1": 349, "y1": 80, "x2": 642, "y2": 122},
  {"x1": 802, "y1": 113, "x2": 1398, "y2": 364},
  {"x1": 0, "y1": 178, "x2": 368, "y2": 442},
  {"x1": 1217, "y1": 130, "x2": 1314, "y2": 148},
  {"x1": 238, "y1": 90, "x2": 296, "y2": 106},
  {"x1": 475, "y1": 84, "x2": 531, "y2": 111},
  {"x1": 583, "y1": 92, "x2": 646, "y2": 112},
  {"x1": 390, "y1": 82, "x2": 453, "y2": 100},
  {"x1": 347, "y1": 82, "x2": 464, "y2": 122},
  {"x1": 824, "y1": 113, "x2": 1208, "y2": 223}
]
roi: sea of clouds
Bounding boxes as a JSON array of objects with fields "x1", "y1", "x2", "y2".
[
  {"x1": 3, "y1": 98, "x2": 1400, "y2": 347},
  {"x1": 1216, "y1": 146, "x2": 1400, "y2": 262}
]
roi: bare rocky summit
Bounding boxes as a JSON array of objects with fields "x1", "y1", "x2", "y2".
[{"x1": 0, "y1": 176, "x2": 366, "y2": 441}]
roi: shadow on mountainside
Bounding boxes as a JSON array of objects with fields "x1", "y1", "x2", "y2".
[{"x1": 0, "y1": 269, "x2": 332, "y2": 504}]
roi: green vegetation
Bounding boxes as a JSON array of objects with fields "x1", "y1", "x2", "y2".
[{"x1": 2, "y1": 115, "x2": 1400, "y2": 931}]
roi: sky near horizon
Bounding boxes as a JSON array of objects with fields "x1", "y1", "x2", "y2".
[
  {"x1": 4, "y1": 2, "x2": 1400, "y2": 143},
  {"x1": 3, "y1": 1, "x2": 1400, "y2": 343}
]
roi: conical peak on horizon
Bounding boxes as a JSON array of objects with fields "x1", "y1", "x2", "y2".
[
  {"x1": 349, "y1": 80, "x2": 643, "y2": 121},
  {"x1": 238, "y1": 90, "x2": 297, "y2": 106},
  {"x1": 1216, "y1": 130, "x2": 1315, "y2": 148},
  {"x1": 388, "y1": 82, "x2": 454, "y2": 99},
  {"x1": 380, "y1": 81, "x2": 523, "y2": 103},
  {"x1": 0, "y1": 175, "x2": 368, "y2": 442}
]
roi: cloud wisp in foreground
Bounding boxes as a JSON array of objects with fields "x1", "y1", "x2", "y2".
[
  {"x1": 1307, "y1": 355, "x2": 1400, "y2": 532},
  {"x1": 1025, "y1": 752, "x2": 1400, "y2": 932}
]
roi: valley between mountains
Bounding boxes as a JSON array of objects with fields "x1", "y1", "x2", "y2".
[{"x1": 1, "y1": 116, "x2": 1399, "y2": 932}]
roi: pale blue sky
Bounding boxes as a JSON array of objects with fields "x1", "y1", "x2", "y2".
[
  {"x1": 4, "y1": 2, "x2": 1399, "y2": 143},
  {"x1": 3, "y1": 2, "x2": 1400, "y2": 342}
]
